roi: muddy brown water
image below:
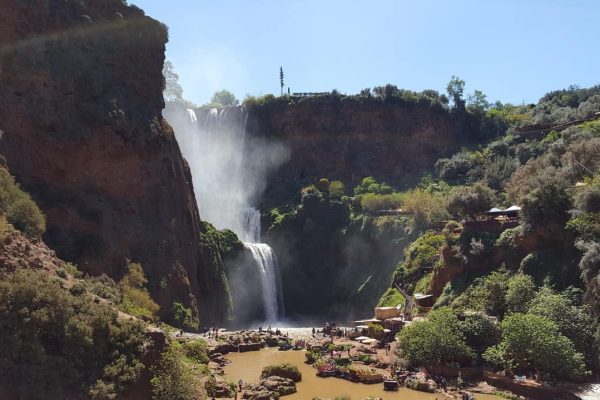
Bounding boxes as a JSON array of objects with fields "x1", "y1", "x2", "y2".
[{"x1": 224, "y1": 347, "x2": 500, "y2": 400}]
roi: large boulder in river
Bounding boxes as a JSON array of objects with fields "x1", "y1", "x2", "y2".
[{"x1": 260, "y1": 376, "x2": 296, "y2": 396}]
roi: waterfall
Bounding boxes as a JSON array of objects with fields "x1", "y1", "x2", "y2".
[
  {"x1": 244, "y1": 243, "x2": 282, "y2": 323},
  {"x1": 173, "y1": 106, "x2": 284, "y2": 322}
]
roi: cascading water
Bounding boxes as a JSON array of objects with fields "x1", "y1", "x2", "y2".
[{"x1": 172, "y1": 106, "x2": 285, "y2": 322}]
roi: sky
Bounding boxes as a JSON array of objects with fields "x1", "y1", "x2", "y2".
[{"x1": 132, "y1": 0, "x2": 600, "y2": 106}]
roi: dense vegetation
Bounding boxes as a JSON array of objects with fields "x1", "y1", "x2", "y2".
[
  {"x1": 260, "y1": 83, "x2": 600, "y2": 381},
  {"x1": 389, "y1": 84, "x2": 600, "y2": 381},
  {"x1": 0, "y1": 269, "x2": 149, "y2": 399}
]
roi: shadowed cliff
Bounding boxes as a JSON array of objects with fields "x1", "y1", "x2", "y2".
[{"x1": 0, "y1": 0, "x2": 232, "y2": 325}]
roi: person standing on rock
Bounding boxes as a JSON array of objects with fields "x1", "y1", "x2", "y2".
[{"x1": 238, "y1": 379, "x2": 243, "y2": 392}]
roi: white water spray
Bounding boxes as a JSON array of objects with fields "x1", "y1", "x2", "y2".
[{"x1": 170, "y1": 105, "x2": 287, "y2": 322}]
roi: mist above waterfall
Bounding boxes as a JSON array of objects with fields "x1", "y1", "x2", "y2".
[
  {"x1": 164, "y1": 103, "x2": 288, "y2": 322},
  {"x1": 166, "y1": 106, "x2": 288, "y2": 240}
]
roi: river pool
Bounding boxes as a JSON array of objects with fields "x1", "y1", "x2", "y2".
[{"x1": 223, "y1": 347, "x2": 500, "y2": 400}]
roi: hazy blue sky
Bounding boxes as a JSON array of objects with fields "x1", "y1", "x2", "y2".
[{"x1": 133, "y1": 0, "x2": 599, "y2": 106}]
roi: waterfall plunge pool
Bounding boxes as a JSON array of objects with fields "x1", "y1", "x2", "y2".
[{"x1": 223, "y1": 346, "x2": 501, "y2": 400}]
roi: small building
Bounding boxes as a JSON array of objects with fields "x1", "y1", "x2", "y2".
[
  {"x1": 413, "y1": 293, "x2": 434, "y2": 308},
  {"x1": 375, "y1": 306, "x2": 401, "y2": 320}
]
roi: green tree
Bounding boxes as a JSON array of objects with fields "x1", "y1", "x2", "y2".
[
  {"x1": 505, "y1": 274, "x2": 536, "y2": 314},
  {"x1": 458, "y1": 313, "x2": 501, "y2": 355},
  {"x1": 210, "y1": 90, "x2": 238, "y2": 107},
  {"x1": 397, "y1": 307, "x2": 474, "y2": 367},
  {"x1": 483, "y1": 313, "x2": 587, "y2": 380},
  {"x1": 447, "y1": 75, "x2": 466, "y2": 109},
  {"x1": 162, "y1": 60, "x2": 184, "y2": 103},
  {"x1": 467, "y1": 90, "x2": 490, "y2": 114},
  {"x1": 151, "y1": 345, "x2": 197, "y2": 400},
  {"x1": 280, "y1": 66, "x2": 285, "y2": 96},
  {"x1": 528, "y1": 288, "x2": 598, "y2": 367}
]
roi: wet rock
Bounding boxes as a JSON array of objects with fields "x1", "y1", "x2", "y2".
[{"x1": 260, "y1": 376, "x2": 296, "y2": 395}]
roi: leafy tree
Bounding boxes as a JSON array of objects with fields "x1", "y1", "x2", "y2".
[
  {"x1": 151, "y1": 344, "x2": 197, "y2": 400},
  {"x1": 483, "y1": 313, "x2": 587, "y2": 380},
  {"x1": 467, "y1": 90, "x2": 490, "y2": 114},
  {"x1": 447, "y1": 183, "x2": 496, "y2": 218},
  {"x1": 458, "y1": 312, "x2": 501, "y2": 355},
  {"x1": 210, "y1": 90, "x2": 238, "y2": 107},
  {"x1": 397, "y1": 307, "x2": 474, "y2": 367},
  {"x1": 163, "y1": 60, "x2": 184, "y2": 103},
  {"x1": 447, "y1": 75, "x2": 466, "y2": 109},
  {"x1": 528, "y1": 288, "x2": 598, "y2": 367},
  {"x1": 505, "y1": 274, "x2": 536, "y2": 314},
  {"x1": 280, "y1": 66, "x2": 284, "y2": 96}
]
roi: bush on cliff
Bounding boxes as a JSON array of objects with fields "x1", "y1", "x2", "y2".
[
  {"x1": 0, "y1": 167, "x2": 46, "y2": 237},
  {"x1": 120, "y1": 261, "x2": 160, "y2": 320},
  {"x1": 260, "y1": 363, "x2": 302, "y2": 382},
  {"x1": 447, "y1": 183, "x2": 496, "y2": 219},
  {"x1": 0, "y1": 269, "x2": 148, "y2": 400}
]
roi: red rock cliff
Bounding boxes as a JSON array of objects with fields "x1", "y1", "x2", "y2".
[
  {"x1": 246, "y1": 98, "x2": 468, "y2": 189},
  {"x1": 0, "y1": 0, "x2": 231, "y2": 324}
]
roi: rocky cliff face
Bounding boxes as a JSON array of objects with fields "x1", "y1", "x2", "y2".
[
  {"x1": 246, "y1": 99, "x2": 468, "y2": 194},
  {"x1": 0, "y1": 0, "x2": 231, "y2": 324}
]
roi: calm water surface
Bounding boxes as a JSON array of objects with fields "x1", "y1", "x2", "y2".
[{"x1": 224, "y1": 347, "x2": 500, "y2": 400}]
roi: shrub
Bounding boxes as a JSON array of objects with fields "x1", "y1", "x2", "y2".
[
  {"x1": 574, "y1": 181, "x2": 600, "y2": 213},
  {"x1": 69, "y1": 282, "x2": 86, "y2": 296},
  {"x1": 172, "y1": 302, "x2": 197, "y2": 331},
  {"x1": 377, "y1": 288, "x2": 405, "y2": 307},
  {"x1": 120, "y1": 262, "x2": 159, "y2": 320},
  {"x1": 402, "y1": 189, "x2": 449, "y2": 227},
  {"x1": 353, "y1": 176, "x2": 392, "y2": 195},
  {"x1": 87, "y1": 274, "x2": 122, "y2": 303},
  {"x1": 435, "y1": 152, "x2": 474, "y2": 181},
  {"x1": 0, "y1": 167, "x2": 46, "y2": 237},
  {"x1": 328, "y1": 180, "x2": 345, "y2": 198},
  {"x1": 447, "y1": 183, "x2": 496, "y2": 219},
  {"x1": 260, "y1": 363, "x2": 302, "y2": 382},
  {"x1": 367, "y1": 323, "x2": 384, "y2": 340},
  {"x1": 520, "y1": 180, "x2": 571, "y2": 228},
  {"x1": 55, "y1": 267, "x2": 67, "y2": 278},
  {"x1": 359, "y1": 192, "x2": 403, "y2": 213},
  {"x1": 392, "y1": 232, "x2": 445, "y2": 287},
  {"x1": 182, "y1": 340, "x2": 209, "y2": 364}
]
